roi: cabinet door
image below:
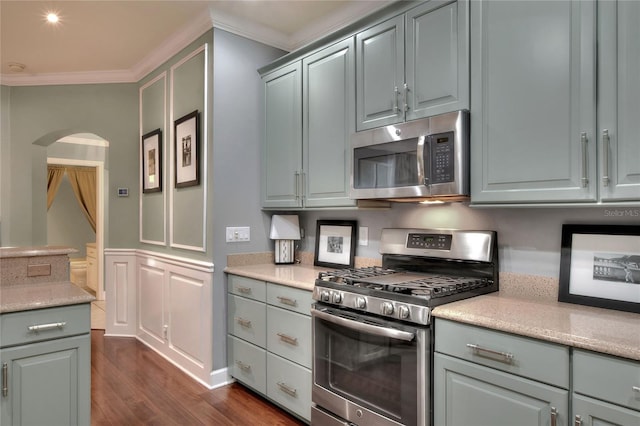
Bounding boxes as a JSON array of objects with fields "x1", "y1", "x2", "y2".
[
  {"x1": 262, "y1": 62, "x2": 303, "y2": 208},
  {"x1": 598, "y1": 0, "x2": 640, "y2": 201},
  {"x1": 0, "y1": 335, "x2": 90, "y2": 426},
  {"x1": 303, "y1": 38, "x2": 357, "y2": 208},
  {"x1": 356, "y1": 15, "x2": 405, "y2": 131},
  {"x1": 406, "y1": 0, "x2": 469, "y2": 121},
  {"x1": 470, "y1": 0, "x2": 597, "y2": 204},
  {"x1": 434, "y1": 353, "x2": 568, "y2": 426},
  {"x1": 573, "y1": 394, "x2": 640, "y2": 426}
]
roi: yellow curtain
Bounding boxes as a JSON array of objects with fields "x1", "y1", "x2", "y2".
[
  {"x1": 47, "y1": 165, "x2": 66, "y2": 210},
  {"x1": 66, "y1": 166, "x2": 97, "y2": 232}
]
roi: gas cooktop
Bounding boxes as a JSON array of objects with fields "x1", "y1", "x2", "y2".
[{"x1": 313, "y1": 228, "x2": 499, "y2": 325}]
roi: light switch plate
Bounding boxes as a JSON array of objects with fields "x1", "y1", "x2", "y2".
[
  {"x1": 358, "y1": 227, "x2": 369, "y2": 246},
  {"x1": 226, "y1": 226, "x2": 250, "y2": 242}
]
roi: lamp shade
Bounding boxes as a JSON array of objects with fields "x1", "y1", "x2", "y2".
[{"x1": 269, "y1": 215, "x2": 301, "y2": 240}]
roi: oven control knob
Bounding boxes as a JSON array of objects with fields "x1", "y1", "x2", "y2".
[
  {"x1": 320, "y1": 290, "x2": 330, "y2": 302},
  {"x1": 355, "y1": 297, "x2": 366, "y2": 309},
  {"x1": 331, "y1": 292, "x2": 343, "y2": 304},
  {"x1": 397, "y1": 305, "x2": 410, "y2": 319},
  {"x1": 381, "y1": 302, "x2": 394, "y2": 316}
]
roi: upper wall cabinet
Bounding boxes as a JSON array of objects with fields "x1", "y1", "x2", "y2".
[
  {"x1": 262, "y1": 38, "x2": 356, "y2": 209},
  {"x1": 471, "y1": 0, "x2": 640, "y2": 205},
  {"x1": 598, "y1": 0, "x2": 640, "y2": 202},
  {"x1": 262, "y1": 62, "x2": 302, "y2": 209},
  {"x1": 356, "y1": 0, "x2": 469, "y2": 131}
]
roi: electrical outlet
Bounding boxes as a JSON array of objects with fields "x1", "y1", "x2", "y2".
[
  {"x1": 358, "y1": 227, "x2": 369, "y2": 246},
  {"x1": 226, "y1": 226, "x2": 250, "y2": 242}
]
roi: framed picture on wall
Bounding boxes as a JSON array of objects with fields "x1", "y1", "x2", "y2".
[
  {"x1": 142, "y1": 128, "x2": 162, "y2": 193},
  {"x1": 559, "y1": 224, "x2": 640, "y2": 314},
  {"x1": 314, "y1": 220, "x2": 357, "y2": 269},
  {"x1": 174, "y1": 110, "x2": 200, "y2": 188}
]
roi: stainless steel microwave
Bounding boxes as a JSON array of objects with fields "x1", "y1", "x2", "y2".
[{"x1": 350, "y1": 110, "x2": 469, "y2": 201}]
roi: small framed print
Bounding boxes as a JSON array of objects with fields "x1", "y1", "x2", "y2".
[
  {"x1": 558, "y1": 224, "x2": 640, "y2": 314},
  {"x1": 174, "y1": 110, "x2": 199, "y2": 188},
  {"x1": 142, "y1": 129, "x2": 162, "y2": 194},
  {"x1": 314, "y1": 220, "x2": 357, "y2": 269}
]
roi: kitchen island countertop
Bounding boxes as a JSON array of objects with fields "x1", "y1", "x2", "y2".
[
  {"x1": 0, "y1": 281, "x2": 95, "y2": 314},
  {"x1": 432, "y1": 293, "x2": 640, "y2": 361}
]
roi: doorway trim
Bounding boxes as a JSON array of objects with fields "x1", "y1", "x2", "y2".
[{"x1": 48, "y1": 157, "x2": 106, "y2": 301}]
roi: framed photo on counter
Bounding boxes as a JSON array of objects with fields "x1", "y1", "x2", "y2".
[
  {"x1": 314, "y1": 220, "x2": 357, "y2": 269},
  {"x1": 174, "y1": 110, "x2": 200, "y2": 188},
  {"x1": 142, "y1": 128, "x2": 162, "y2": 193},
  {"x1": 559, "y1": 224, "x2": 640, "y2": 314}
]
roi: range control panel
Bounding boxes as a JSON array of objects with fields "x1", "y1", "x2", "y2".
[{"x1": 407, "y1": 233, "x2": 452, "y2": 250}]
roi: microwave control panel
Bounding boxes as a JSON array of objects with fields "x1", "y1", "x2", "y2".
[{"x1": 428, "y1": 131, "x2": 455, "y2": 184}]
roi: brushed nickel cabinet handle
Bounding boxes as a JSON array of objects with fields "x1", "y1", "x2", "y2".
[
  {"x1": 235, "y1": 360, "x2": 251, "y2": 372},
  {"x1": 393, "y1": 86, "x2": 399, "y2": 115},
  {"x1": 28, "y1": 322, "x2": 66, "y2": 333},
  {"x1": 574, "y1": 414, "x2": 582, "y2": 426},
  {"x1": 466, "y1": 343, "x2": 514, "y2": 364},
  {"x1": 236, "y1": 317, "x2": 252, "y2": 328},
  {"x1": 581, "y1": 132, "x2": 589, "y2": 188},
  {"x1": 276, "y1": 296, "x2": 297, "y2": 307},
  {"x1": 237, "y1": 286, "x2": 252, "y2": 295},
  {"x1": 632, "y1": 386, "x2": 640, "y2": 393},
  {"x1": 2, "y1": 363, "x2": 7, "y2": 397},
  {"x1": 277, "y1": 382, "x2": 298, "y2": 397},
  {"x1": 602, "y1": 129, "x2": 610, "y2": 187},
  {"x1": 277, "y1": 333, "x2": 298, "y2": 346},
  {"x1": 403, "y1": 83, "x2": 409, "y2": 112},
  {"x1": 550, "y1": 407, "x2": 558, "y2": 426},
  {"x1": 294, "y1": 171, "x2": 300, "y2": 202}
]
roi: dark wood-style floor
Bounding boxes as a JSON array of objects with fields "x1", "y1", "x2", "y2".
[{"x1": 91, "y1": 330, "x2": 306, "y2": 425}]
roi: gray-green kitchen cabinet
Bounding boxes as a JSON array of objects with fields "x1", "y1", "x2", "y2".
[
  {"x1": 262, "y1": 38, "x2": 356, "y2": 209},
  {"x1": 470, "y1": 0, "x2": 597, "y2": 204},
  {"x1": 434, "y1": 319, "x2": 569, "y2": 426},
  {"x1": 597, "y1": 0, "x2": 640, "y2": 202},
  {"x1": 227, "y1": 274, "x2": 312, "y2": 422},
  {"x1": 571, "y1": 349, "x2": 640, "y2": 426},
  {"x1": 356, "y1": 0, "x2": 469, "y2": 131},
  {"x1": 0, "y1": 304, "x2": 91, "y2": 426},
  {"x1": 471, "y1": 0, "x2": 640, "y2": 205},
  {"x1": 262, "y1": 62, "x2": 302, "y2": 209}
]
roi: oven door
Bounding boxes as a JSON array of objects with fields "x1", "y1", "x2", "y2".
[{"x1": 312, "y1": 304, "x2": 429, "y2": 426}]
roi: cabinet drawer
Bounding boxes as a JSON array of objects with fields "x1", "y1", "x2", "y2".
[
  {"x1": 0, "y1": 304, "x2": 91, "y2": 348},
  {"x1": 266, "y1": 283, "x2": 312, "y2": 316},
  {"x1": 228, "y1": 335, "x2": 266, "y2": 395},
  {"x1": 267, "y1": 352, "x2": 311, "y2": 422},
  {"x1": 435, "y1": 319, "x2": 569, "y2": 388},
  {"x1": 267, "y1": 306, "x2": 311, "y2": 368},
  {"x1": 227, "y1": 295, "x2": 266, "y2": 347},
  {"x1": 228, "y1": 275, "x2": 266, "y2": 302},
  {"x1": 573, "y1": 349, "x2": 640, "y2": 411}
]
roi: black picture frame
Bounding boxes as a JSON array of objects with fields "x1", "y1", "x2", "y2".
[
  {"x1": 142, "y1": 128, "x2": 162, "y2": 194},
  {"x1": 558, "y1": 224, "x2": 640, "y2": 314},
  {"x1": 174, "y1": 110, "x2": 200, "y2": 188},
  {"x1": 314, "y1": 220, "x2": 357, "y2": 269}
]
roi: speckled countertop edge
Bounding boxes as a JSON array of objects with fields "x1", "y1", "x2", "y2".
[
  {"x1": 432, "y1": 294, "x2": 640, "y2": 361},
  {"x1": 0, "y1": 246, "x2": 77, "y2": 258},
  {"x1": 0, "y1": 282, "x2": 95, "y2": 313}
]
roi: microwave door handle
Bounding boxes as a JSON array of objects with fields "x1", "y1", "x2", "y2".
[
  {"x1": 311, "y1": 307, "x2": 415, "y2": 342},
  {"x1": 417, "y1": 135, "x2": 428, "y2": 185}
]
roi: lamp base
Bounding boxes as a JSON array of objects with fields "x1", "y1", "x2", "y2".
[{"x1": 274, "y1": 240, "x2": 296, "y2": 264}]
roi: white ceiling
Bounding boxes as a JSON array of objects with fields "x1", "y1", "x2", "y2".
[{"x1": 0, "y1": 0, "x2": 394, "y2": 86}]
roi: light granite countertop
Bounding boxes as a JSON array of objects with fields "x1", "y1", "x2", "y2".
[
  {"x1": 0, "y1": 281, "x2": 95, "y2": 314},
  {"x1": 432, "y1": 293, "x2": 640, "y2": 362},
  {"x1": 0, "y1": 246, "x2": 77, "y2": 258},
  {"x1": 224, "y1": 263, "x2": 327, "y2": 291}
]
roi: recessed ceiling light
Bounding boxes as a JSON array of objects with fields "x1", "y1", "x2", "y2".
[
  {"x1": 8, "y1": 62, "x2": 26, "y2": 73},
  {"x1": 44, "y1": 10, "x2": 61, "y2": 25}
]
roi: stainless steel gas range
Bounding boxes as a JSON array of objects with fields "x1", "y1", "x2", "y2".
[{"x1": 311, "y1": 228, "x2": 499, "y2": 426}]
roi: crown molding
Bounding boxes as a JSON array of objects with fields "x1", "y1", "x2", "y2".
[{"x1": 0, "y1": 2, "x2": 395, "y2": 87}]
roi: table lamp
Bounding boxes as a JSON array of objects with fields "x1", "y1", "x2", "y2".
[{"x1": 270, "y1": 215, "x2": 301, "y2": 264}]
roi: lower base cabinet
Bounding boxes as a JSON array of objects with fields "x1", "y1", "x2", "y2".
[
  {"x1": 0, "y1": 304, "x2": 91, "y2": 426},
  {"x1": 227, "y1": 275, "x2": 312, "y2": 422}
]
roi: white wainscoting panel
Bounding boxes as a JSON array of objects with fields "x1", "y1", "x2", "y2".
[{"x1": 104, "y1": 249, "x2": 228, "y2": 389}]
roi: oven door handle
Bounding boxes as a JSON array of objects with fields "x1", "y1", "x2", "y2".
[{"x1": 311, "y1": 307, "x2": 415, "y2": 342}]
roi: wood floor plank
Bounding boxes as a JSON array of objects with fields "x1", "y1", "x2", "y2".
[{"x1": 91, "y1": 331, "x2": 306, "y2": 425}]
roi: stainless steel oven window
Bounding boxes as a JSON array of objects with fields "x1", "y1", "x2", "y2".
[{"x1": 312, "y1": 306, "x2": 429, "y2": 426}]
